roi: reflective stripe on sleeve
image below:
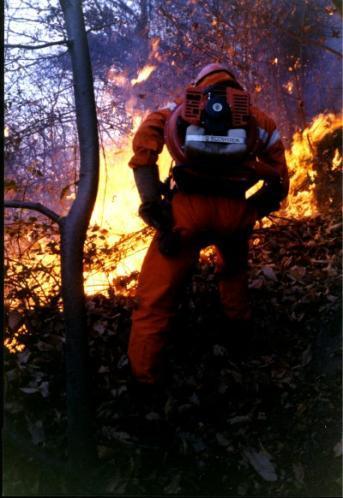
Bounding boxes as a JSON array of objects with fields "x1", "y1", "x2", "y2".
[
  {"x1": 258, "y1": 127, "x2": 269, "y2": 144},
  {"x1": 164, "y1": 102, "x2": 177, "y2": 111},
  {"x1": 266, "y1": 129, "x2": 281, "y2": 149}
]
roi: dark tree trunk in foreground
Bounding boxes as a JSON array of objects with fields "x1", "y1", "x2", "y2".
[
  {"x1": 59, "y1": 0, "x2": 99, "y2": 470},
  {"x1": 5, "y1": 0, "x2": 99, "y2": 474}
]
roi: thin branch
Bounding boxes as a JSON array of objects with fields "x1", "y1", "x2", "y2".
[
  {"x1": 85, "y1": 22, "x2": 121, "y2": 34},
  {"x1": 275, "y1": 23, "x2": 342, "y2": 58},
  {"x1": 332, "y1": 0, "x2": 343, "y2": 17},
  {"x1": 5, "y1": 39, "x2": 68, "y2": 50},
  {"x1": 268, "y1": 214, "x2": 299, "y2": 223},
  {"x1": 112, "y1": 0, "x2": 135, "y2": 17},
  {"x1": 4, "y1": 201, "x2": 62, "y2": 224},
  {"x1": 5, "y1": 22, "x2": 127, "y2": 52}
]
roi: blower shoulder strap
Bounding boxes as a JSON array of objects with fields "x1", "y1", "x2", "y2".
[{"x1": 246, "y1": 114, "x2": 260, "y2": 157}]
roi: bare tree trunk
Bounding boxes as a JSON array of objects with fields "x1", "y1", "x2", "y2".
[
  {"x1": 59, "y1": 0, "x2": 99, "y2": 471},
  {"x1": 5, "y1": 0, "x2": 99, "y2": 477}
]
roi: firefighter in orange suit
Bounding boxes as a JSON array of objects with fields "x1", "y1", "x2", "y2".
[{"x1": 127, "y1": 63, "x2": 289, "y2": 385}]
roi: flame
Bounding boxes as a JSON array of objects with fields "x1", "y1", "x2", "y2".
[
  {"x1": 83, "y1": 129, "x2": 173, "y2": 294},
  {"x1": 332, "y1": 148, "x2": 342, "y2": 171},
  {"x1": 108, "y1": 69, "x2": 129, "y2": 87},
  {"x1": 124, "y1": 96, "x2": 147, "y2": 132},
  {"x1": 108, "y1": 37, "x2": 160, "y2": 91},
  {"x1": 150, "y1": 37, "x2": 163, "y2": 62},
  {"x1": 283, "y1": 112, "x2": 342, "y2": 219},
  {"x1": 131, "y1": 64, "x2": 156, "y2": 86},
  {"x1": 5, "y1": 324, "x2": 27, "y2": 353},
  {"x1": 87, "y1": 112, "x2": 342, "y2": 290},
  {"x1": 4, "y1": 112, "x2": 342, "y2": 313}
]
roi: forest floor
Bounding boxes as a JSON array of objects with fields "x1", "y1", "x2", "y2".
[{"x1": 3, "y1": 206, "x2": 342, "y2": 497}]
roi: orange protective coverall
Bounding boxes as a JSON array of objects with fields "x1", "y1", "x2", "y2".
[{"x1": 128, "y1": 75, "x2": 289, "y2": 384}]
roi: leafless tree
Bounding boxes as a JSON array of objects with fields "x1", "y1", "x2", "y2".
[{"x1": 5, "y1": 0, "x2": 99, "y2": 474}]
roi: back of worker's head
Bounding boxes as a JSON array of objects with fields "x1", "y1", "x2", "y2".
[{"x1": 194, "y1": 63, "x2": 243, "y2": 90}]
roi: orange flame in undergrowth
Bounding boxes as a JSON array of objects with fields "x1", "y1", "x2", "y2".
[
  {"x1": 332, "y1": 148, "x2": 342, "y2": 171},
  {"x1": 131, "y1": 64, "x2": 157, "y2": 86},
  {"x1": 109, "y1": 37, "x2": 161, "y2": 89},
  {"x1": 283, "y1": 112, "x2": 342, "y2": 219},
  {"x1": 4, "y1": 112, "x2": 342, "y2": 317},
  {"x1": 4, "y1": 324, "x2": 27, "y2": 353},
  {"x1": 84, "y1": 112, "x2": 342, "y2": 293},
  {"x1": 83, "y1": 134, "x2": 172, "y2": 294}
]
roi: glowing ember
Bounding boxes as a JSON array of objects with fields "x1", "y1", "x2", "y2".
[
  {"x1": 130, "y1": 64, "x2": 156, "y2": 86},
  {"x1": 284, "y1": 81, "x2": 294, "y2": 94},
  {"x1": 150, "y1": 37, "x2": 163, "y2": 62},
  {"x1": 332, "y1": 148, "x2": 342, "y2": 171}
]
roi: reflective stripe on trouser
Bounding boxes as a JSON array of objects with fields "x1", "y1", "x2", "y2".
[{"x1": 128, "y1": 193, "x2": 257, "y2": 384}]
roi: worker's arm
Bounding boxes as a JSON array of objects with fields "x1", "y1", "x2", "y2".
[
  {"x1": 129, "y1": 109, "x2": 171, "y2": 170},
  {"x1": 258, "y1": 131, "x2": 289, "y2": 199},
  {"x1": 129, "y1": 108, "x2": 173, "y2": 230},
  {"x1": 248, "y1": 107, "x2": 289, "y2": 217}
]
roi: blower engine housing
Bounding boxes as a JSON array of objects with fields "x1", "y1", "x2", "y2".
[
  {"x1": 182, "y1": 86, "x2": 250, "y2": 129},
  {"x1": 165, "y1": 85, "x2": 254, "y2": 166}
]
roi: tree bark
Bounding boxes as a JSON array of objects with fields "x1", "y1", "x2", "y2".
[
  {"x1": 59, "y1": 0, "x2": 99, "y2": 472},
  {"x1": 5, "y1": 0, "x2": 99, "y2": 477}
]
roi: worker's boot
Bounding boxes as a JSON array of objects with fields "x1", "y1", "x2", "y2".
[
  {"x1": 114, "y1": 373, "x2": 174, "y2": 449},
  {"x1": 215, "y1": 318, "x2": 257, "y2": 361}
]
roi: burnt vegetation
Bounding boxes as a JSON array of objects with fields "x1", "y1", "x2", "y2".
[
  {"x1": 4, "y1": 202, "x2": 342, "y2": 496},
  {"x1": 4, "y1": 0, "x2": 342, "y2": 496}
]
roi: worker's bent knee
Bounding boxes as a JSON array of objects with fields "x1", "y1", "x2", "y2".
[{"x1": 128, "y1": 330, "x2": 167, "y2": 385}]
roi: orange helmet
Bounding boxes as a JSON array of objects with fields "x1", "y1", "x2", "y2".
[{"x1": 195, "y1": 63, "x2": 237, "y2": 86}]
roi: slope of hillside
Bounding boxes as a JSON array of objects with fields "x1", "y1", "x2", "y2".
[{"x1": 4, "y1": 206, "x2": 342, "y2": 496}]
